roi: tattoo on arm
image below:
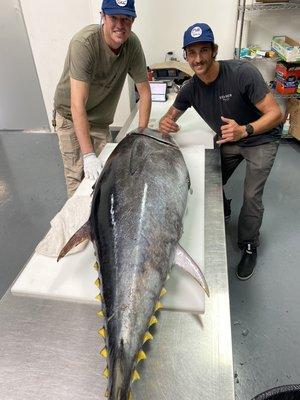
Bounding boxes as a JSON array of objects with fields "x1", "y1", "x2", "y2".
[{"x1": 164, "y1": 106, "x2": 184, "y2": 122}]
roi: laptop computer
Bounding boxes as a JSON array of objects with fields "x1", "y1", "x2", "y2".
[{"x1": 149, "y1": 81, "x2": 167, "y2": 102}]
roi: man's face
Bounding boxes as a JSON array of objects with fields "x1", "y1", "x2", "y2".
[
  {"x1": 102, "y1": 14, "x2": 134, "y2": 49},
  {"x1": 185, "y1": 43, "x2": 215, "y2": 77}
]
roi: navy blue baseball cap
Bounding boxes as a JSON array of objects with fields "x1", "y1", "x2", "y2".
[
  {"x1": 183, "y1": 23, "x2": 214, "y2": 48},
  {"x1": 101, "y1": 0, "x2": 136, "y2": 18}
]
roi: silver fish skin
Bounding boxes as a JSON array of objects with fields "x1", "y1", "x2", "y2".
[{"x1": 90, "y1": 128, "x2": 190, "y2": 400}]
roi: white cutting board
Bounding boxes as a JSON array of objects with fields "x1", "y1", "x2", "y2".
[
  {"x1": 12, "y1": 141, "x2": 206, "y2": 313},
  {"x1": 126, "y1": 96, "x2": 214, "y2": 150}
]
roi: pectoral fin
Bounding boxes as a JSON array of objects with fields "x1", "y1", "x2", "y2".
[
  {"x1": 57, "y1": 220, "x2": 91, "y2": 261},
  {"x1": 174, "y1": 243, "x2": 210, "y2": 297}
]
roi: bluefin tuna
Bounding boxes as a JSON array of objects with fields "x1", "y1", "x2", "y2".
[{"x1": 58, "y1": 128, "x2": 209, "y2": 400}]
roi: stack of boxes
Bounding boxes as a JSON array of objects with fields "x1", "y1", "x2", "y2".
[
  {"x1": 271, "y1": 35, "x2": 300, "y2": 95},
  {"x1": 275, "y1": 62, "x2": 300, "y2": 95}
]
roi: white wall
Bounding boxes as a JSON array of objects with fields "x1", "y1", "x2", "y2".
[
  {"x1": 133, "y1": 0, "x2": 239, "y2": 64},
  {"x1": 0, "y1": 0, "x2": 49, "y2": 130},
  {"x1": 20, "y1": 0, "x2": 93, "y2": 130}
]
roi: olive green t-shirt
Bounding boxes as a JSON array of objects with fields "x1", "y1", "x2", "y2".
[{"x1": 54, "y1": 24, "x2": 147, "y2": 128}]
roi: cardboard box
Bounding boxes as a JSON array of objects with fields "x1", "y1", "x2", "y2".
[
  {"x1": 276, "y1": 61, "x2": 300, "y2": 80},
  {"x1": 275, "y1": 77, "x2": 298, "y2": 95},
  {"x1": 287, "y1": 98, "x2": 300, "y2": 141},
  {"x1": 272, "y1": 36, "x2": 300, "y2": 62}
]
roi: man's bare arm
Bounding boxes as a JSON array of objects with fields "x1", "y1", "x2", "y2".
[
  {"x1": 251, "y1": 92, "x2": 283, "y2": 133},
  {"x1": 159, "y1": 106, "x2": 185, "y2": 134},
  {"x1": 70, "y1": 77, "x2": 93, "y2": 154},
  {"x1": 136, "y1": 81, "x2": 151, "y2": 129}
]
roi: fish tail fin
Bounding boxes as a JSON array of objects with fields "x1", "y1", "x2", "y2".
[{"x1": 57, "y1": 220, "x2": 91, "y2": 261}]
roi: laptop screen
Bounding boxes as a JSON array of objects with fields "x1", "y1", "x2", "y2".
[{"x1": 149, "y1": 81, "x2": 167, "y2": 102}]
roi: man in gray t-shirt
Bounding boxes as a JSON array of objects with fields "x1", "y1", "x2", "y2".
[
  {"x1": 54, "y1": 0, "x2": 151, "y2": 197},
  {"x1": 159, "y1": 23, "x2": 283, "y2": 280}
]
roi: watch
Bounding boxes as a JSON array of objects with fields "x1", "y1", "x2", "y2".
[{"x1": 245, "y1": 124, "x2": 254, "y2": 136}]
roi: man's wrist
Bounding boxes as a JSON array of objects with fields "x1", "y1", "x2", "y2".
[
  {"x1": 241, "y1": 125, "x2": 248, "y2": 138},
  {"x1": 245, "y1": 123, "x2": 255, "y2": 137},
  {"x1": 83, "y1": 152, "x2": 96, "y2": 159}
]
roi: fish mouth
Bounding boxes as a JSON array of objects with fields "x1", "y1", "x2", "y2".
[{"x1": 128, "y1": 128, "x2": 179, "y2": 149}]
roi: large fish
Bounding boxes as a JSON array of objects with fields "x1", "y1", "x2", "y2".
[{"x1": 58, "y1": 128, "x2": 209, "y2": 400}]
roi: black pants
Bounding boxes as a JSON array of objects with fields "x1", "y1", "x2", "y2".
[{"x1": 221, "y1": 141, "x2": 279, "y2": 249}]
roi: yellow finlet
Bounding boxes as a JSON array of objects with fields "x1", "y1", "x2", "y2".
[
  {"x1": 94, "y1": 278, "x2": 101, "y2": 288},
  {"x1": 98, "y1": 327, "x2": 107, "y2": 338},
  {"x1": 143, "y1": 331, "x2": 153, "y2": 344},
  {"x1": 149, "y1": 315, "x2": 158, "y2": 327},
  {"x1": 129, "y1": 391, "x2": 133, "y2": 400},
  {"x1": 93, "y1": 261, "x2": 100, "y2": 271},
  {"x1": 103, "y1": 367, "x2": 109, "y2": 378},
  {"x1": 132, "y1": 370, "x2": 140, "y2": 382},
  {"x1": 136, "y1": 350, "x2": 147, "y2": 363},
  {"x1": 97, "y1": 310, "x2": 105, "y2": 318},
  {"x1": 160, "y1": 287, "x2": 167, "y2": 297},
  {"x1": 95, "y1": 293, "x2": 104, "y2": 302},
  {"x1": 105, "y1": 389, "x2": 109, "y2": 398},
  {"x1": 154, "y1": 301, "x2": 163, "y2": 312},
  {"x1": 100, "y1": 347, "x2": 108, "y2": 358}
]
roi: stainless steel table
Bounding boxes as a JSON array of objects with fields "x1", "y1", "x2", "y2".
[{"x1": 0, "y1": 148, "x2": 234, "y2": 400}]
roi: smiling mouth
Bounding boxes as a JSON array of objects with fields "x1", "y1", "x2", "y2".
[{"x1": 114, "y1": 30, "x2": 126, "y2": 35}]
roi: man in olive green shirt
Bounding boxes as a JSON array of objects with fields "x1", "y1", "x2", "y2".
[{"x1": 54, "y1": 0, "x2": 151, "y2": 197}]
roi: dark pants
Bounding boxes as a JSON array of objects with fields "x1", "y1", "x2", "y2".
[{"x1": 221, "y1": 141, "x2": 279, "y2": 249}]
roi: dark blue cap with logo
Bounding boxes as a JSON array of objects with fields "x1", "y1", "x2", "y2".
[
  {"x1": 101, "y1": 0, "x2": 136, "y2": 18},
  {"x1": 183, "y1": 23, "x2": 214, "y2": 48}
]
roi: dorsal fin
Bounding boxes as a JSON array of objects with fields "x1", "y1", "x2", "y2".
[{"x1": 57, "y1": 220, "x2": 91, "y2": 261}]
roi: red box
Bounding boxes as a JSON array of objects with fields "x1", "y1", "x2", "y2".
[
  {"x1": 276, "y1": 61, "x2": 300, "y2": 80},
  {"x1": 275, "y1": 78, "x2": 297, "y2": 95}
]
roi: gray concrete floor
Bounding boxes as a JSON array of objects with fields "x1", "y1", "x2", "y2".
[
  {"x1": 225, "y1": 140, "x2": 300, "y2": 399},
  {"x1": 0, "y1": 132, "x2": 299, "y2": 399}
]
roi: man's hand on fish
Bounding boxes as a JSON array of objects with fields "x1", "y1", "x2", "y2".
[
  {"x1": 217, "y1": 116, "x2": 248, "y2": 145},
  {"x1": 83, "y1": 152, "x2": 102, "y2": 180},
  {"x1": 159, "y1": 116, "x2": 180, "y2": 135},
  {"x1": 159, "y1": 106, "x2": 185, "y2": 135}
]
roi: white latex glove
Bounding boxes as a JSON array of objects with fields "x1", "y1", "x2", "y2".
[{"x1": 83, "y1": 152, "x2": 102, "y2": 180}]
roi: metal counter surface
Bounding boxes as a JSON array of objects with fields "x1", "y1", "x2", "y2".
[{"x1": 0, "y1": 149, "x2": 234, "y2": 400}]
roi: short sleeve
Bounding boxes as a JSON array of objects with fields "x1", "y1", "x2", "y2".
[
  {"x1": 238, "y1": 62, "x2": 269, "y2": 105},
  {"x1": 69, "y1": 39, "x2": 94, "y2": 83},
  {"x1": 173, "y1": 80, "x2": 193, "y2": 112},
  {"x1": 128, "y1": 36, "x2": 148, "y2": 83}
]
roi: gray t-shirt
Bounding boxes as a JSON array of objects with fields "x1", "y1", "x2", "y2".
[
  {"x1": 173, "y1": 60, "x2": 282, "y2": 146},
  {"x1": 54, "y1": 25, "x2": 147, "y2": 128}
]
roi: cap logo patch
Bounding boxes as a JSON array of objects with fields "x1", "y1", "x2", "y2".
[
  {"x1": 116, "y1": 0, "x2": 127, "y2": 6},
  {"x1": 191, "y1": 26, "x2": 202, "y2": 38}
]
